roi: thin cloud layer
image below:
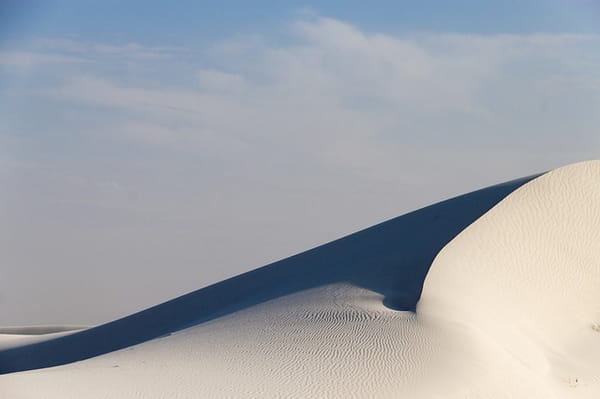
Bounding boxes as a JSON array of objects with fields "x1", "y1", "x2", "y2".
[
  {"x1": 42, "y1": 18, "x2": 600, "y2": 169},
  {"x1": 1, "y1": 17, "x2": 599, "y2": 325}
]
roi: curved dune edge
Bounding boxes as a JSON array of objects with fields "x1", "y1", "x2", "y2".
[
  {"x1": 0, "y1": 327, "x2": 87, "y2": 352},
  {"x1": 418, "y1": 159, "x2": 600, "y2": 397},
  {"x1": 0, "y1": 326, "x2": 87, "y2": 335},
  {"x1": 0, "y1": 169, "x2": 533, "y2": 374},
  {"x1": 0, "y1": 326, "x2": 87, "y2": 351},
  {"x1": 2, "y1": 161, "x2": 598, "y2": 398}
]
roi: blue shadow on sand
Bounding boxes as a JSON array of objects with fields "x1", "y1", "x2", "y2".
[{"x1": 0, "y1": 174, "x2": 538, "y2": 374}]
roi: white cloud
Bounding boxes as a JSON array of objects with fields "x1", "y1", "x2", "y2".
[
  {"x1": 0, "y1": 51, "x2": 84, "y2": 67},
  {"x1": 34, "y1": 38, "x2": 181, "y2": 59},
  {"x1": 0, "y1": 39, "x2": 179, "y2": 72},
  {"x1": 45, "y1": 18, "x2": 600, "y2": 178},
  {"x1": 196, "y1": 69, "x2": 246, "y2": 92}
]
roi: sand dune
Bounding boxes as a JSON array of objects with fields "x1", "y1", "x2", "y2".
[
  {"x1": 0, "y1": 170, "x2": 532, "y2": 374},
  {"x1": 418, "y1": 160, "x2": 600, "y2": 397},
  {"x1": 0, "y1": 328, "x2": 84, "y2": 352},
  {"x1": 1, "y1": 161, "x2": 598, "y2": 398},
  {"x1": 0, "y1": 326, "x2": 86, "y2": 335}
]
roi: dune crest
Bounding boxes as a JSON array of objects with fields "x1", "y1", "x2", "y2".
[
  {"x1": 419, "y1": 160, "x2": 600, "y2": 396},
  {"x1": 1, "y1": 161, "x2": 599, "y2": 398}
]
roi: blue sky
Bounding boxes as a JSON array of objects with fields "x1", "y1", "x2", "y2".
[
  {"x1": 1, "y1": 1, "x2": 599, "y2": 325},
  {"x1": 3, "y1": 0, "x2": 600, "y2": 44}
]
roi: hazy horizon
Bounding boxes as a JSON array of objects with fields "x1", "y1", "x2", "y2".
[{"x1": 1, "y1": 1, "x2": 599, "y2": 325}]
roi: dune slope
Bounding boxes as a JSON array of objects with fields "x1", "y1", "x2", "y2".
[
  {"x1": 2, "y1": 161, "x2": 599, "y2": 398},
  {"x1": 0, "y1": 172, "x2": 533, "y2": 374},
  {"x1": 418, "y1": 160, "x2": 600, "y2": 397}
]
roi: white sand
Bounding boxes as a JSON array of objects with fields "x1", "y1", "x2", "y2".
[
  {"x1": 418, "y1": 160, "x2": 600, "y2": 397},
  {"x1": 0, "y1": 327, "x2": 85, "y2": 351},
  {"x1": 1, "y1": 161, "x2": 599, "y2": 398}
]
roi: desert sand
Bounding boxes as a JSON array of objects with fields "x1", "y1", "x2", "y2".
[
  {"x1": 0, "y1": 327, "x2": 83, "y2": 351},
  {"x1": 1, "y1": 161, "x2": 598, "y2": 398}
]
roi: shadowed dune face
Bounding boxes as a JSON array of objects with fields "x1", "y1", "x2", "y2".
[{"x1": 0, "y1": 173, "x2": 535, "y2": 374}]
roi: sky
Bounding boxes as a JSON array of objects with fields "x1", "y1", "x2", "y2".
[{"x1": 1, "y1": 1, "x2": 599, "y2": 325}]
